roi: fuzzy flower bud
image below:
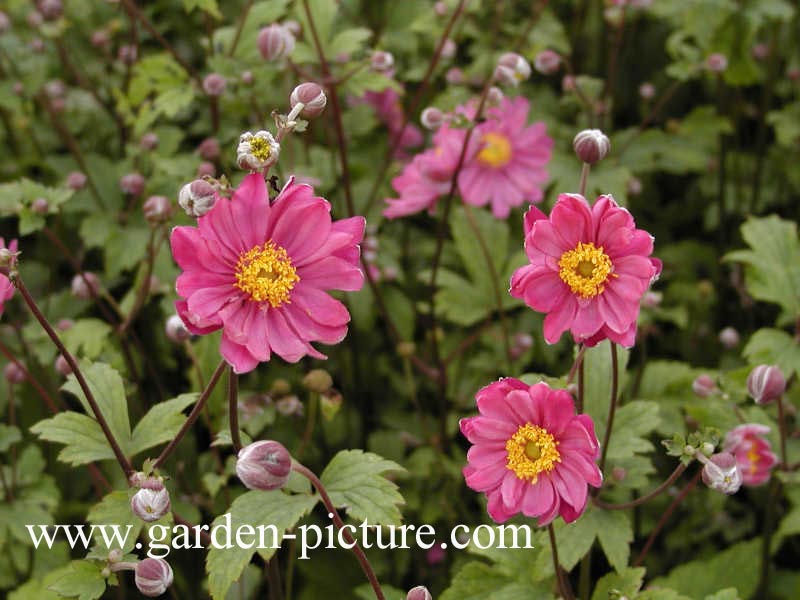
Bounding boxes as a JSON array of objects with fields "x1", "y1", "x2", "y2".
[
  {"x1": 143, "y1": 196, "x2": 172, "y2": 224},
  {"x1": 55, "y1": 354, "x2": 72, "y2": 376},
  {"x1": 445, "y1": 67, "x2": 463, "y2": 85},
  {"x1": 751, "y1": 44, "x2": 769, "y2": 61},
  {"x1": 131, "y1": 486, "x2": 171, "y2": 523},
  {"x1": 236, "y1": 440, "x2": 292, "y2": 491},
  {"x1": 486, "y1": 86, "x2": 504, "y2": 107},
  {"x1": 573, "y1": 129, "x2": 611, "y2": 164},
  {"x1": 434, "y1": 2, "x2": 447, "y2": 16},
  {"x1": 692, "y1": 374, "x2": 716, "y2": 398},
  {"x1": 27, "y1": 11, "x2": 43, "y2": 27},
  {"x1": 302, "y1": 369, "x2": 333, "y2": 393},
  {"x1": 90, "y1": 30, "x2": 109, "y2": 48},
  {"x1": 746, "y1": 365, "x2": 786, "y2": 405},
  {"x1": 237, "y1": 130, "x2": 280, "y2": 171},
  {"x1": 197, "y1": 137, "x2": 220, "y2": 161},
  {"x1": 370, "y1": 50, "x2": 395, "y2": 72},
  {"x1": 38, "y1": 0, "x2": 62, "y2": 20},
  {"x1": 706, "y1": 53, "x2": 728, "y2": 73},
  {"x1": 202, "y1": 73, "x2": 227, "y2": 97},
  {"x1": 639, "y1": 82, "x2": 655, "y2": 99},
  {"x1": 178, "y1": 180, "x2": 216, "y2": 217},
  {"x1": 701, "y1": 452, "x2": 742, "y2": 495},
  {"x1": 4, "y1": 362, "x2": 26, "y2": 384},
  {"x1": 420, "y1": 107, "x2": 445, "y2": 131},
  {"x1": 533, "y1": 49, "x2": 561, "y2": 75},
  {"x1": 135, "y1": 558, "x2": 174, "y2": 598},
  {"x1": 139, "y1": 132, "x2": 159, "y2": 151},
  {"x1": 494, "y1": 52, "x2": 531, "y2": 86},
  {"x1": 67, "y1": 171, "x2": 87, "y2": 190},
  {"x1": 407, "y1": 586, "x2": 433, "y2": 600},
  {"x1": 627, "y1": 176, "x2": 643, "y2": 197},
  {"x1": 164, "y1": 314, "x2": 189, "y2": 343},
  {"x1": 240, "y1": 70, "x2": 254, "y2": 85},
  {"x1": 196, "y1": 162, "x2": 215, "y2": 178},
  {"x1": 289, "y1": 82, "x2": 327, "y2": 119},
  {"x1": 118, "y1": 44, "x2": 137, "y2": 65},
  {"x1": 718, "y1": 326, "x2": 739, "y2": 349},
  {"x1": 119, "y1": 173, "x2": 145, "y2": 197},
  {"x1": 71, "y1": 272, "x2": 100, "y2": 300},
  {"x1": 257, "y1": 24, "x2": 295, "y2": 61},
  {"x1": 441, "y1": 38, "x2": 456, "y2": 59}
]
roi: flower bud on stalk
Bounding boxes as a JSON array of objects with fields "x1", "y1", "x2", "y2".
[
  {"x1": 494, "y1": 52, "x2": 531, "y2": 86},
  {"x1": 573, "y1": 129, "x2": 611, "y2": 165},
  {"x1": 143, "y1": 196, "x2": 172, "y2": 224},
  {"x1": 31, "y1": 197, "x2": 49, "y2": 214},
  {"x1": 746, "y1": 365, "x2": 786, "y2": 405},
  {"x1": 140, "y1": 132, "x2": 159, "y2": 150},
  {"x1": 67, "y1": 171, "x2": 87, "y2": 190},
  {"x1": 407, "y1": 586, "x2": 433, "y2": 600},
  {"x1": 718, "y1": 326, "x2": 739, "y2": 349},
  {"x1": 197, "y1": 137, "x2": 220, "y2": 161},
  {"x1": 257, "y1": 24, "x2": 295, "y2": 61},
  {"x1": 370, "y1": 50, "x2": 394, "y2": 72},
  {"x1": 486, "y1": 86, "x2": 504, "y2": 107},
  {"x1": 706, "y1": 53, "x2": 728, "y2": 73},
  {"x1": 700, "y1": 452, "x2": 742, "y2": 495},
  {"x1": 135, "y1": 558, "x2": 174, "y2": 597},
  {"x1": 70, "y1": 272, "x2": 100, "y2": 300},
  {"x1": 533, "y1": 49, "x2": 561, "y2": 75},
  {"x1": 202, "y1": 73, "x2": 227, "y2": 97},
  {"x1": 55, "y1": 354, "x2": 72, "y2": 376},
  {"x1": 236, "y1": 440, "x2": 292, "y2": 491},
  {"x1": 4, "y1": 362, "x2": 25, "y2": 384},
  {"x1": 119, "y1": 173, "x2": 145, "y2": 197},
  {"x1": 302, "y1": 369, "x2": 333, "y2": 393},
  {"x1": 131, "y1": 486, "x2": 171, "y2": 523},
  {"x1": 692, "y1": 374, "x2": 716, "y2": 398},
  {"x1": 178, "y1": 180, "x2": 216, "y2": 217},
  {"x1": 420, "y1": 107, "x2": 445, "y2": 131},
  {"x1": 289, "y1": 82, "x2": 327, "y2": 119}
]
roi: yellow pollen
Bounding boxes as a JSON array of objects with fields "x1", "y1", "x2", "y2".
[
  {"x1": 747, "y1": 445, "x2": 760, "y2": 474},
  {"x1": 249, "y1": 137, "x2": 272, "y2": 162},
  {"x1": 558, "y1": 242, "x2": 615, "y2": 298},
  {"x1": 477, "y1": 132, "x2": 512, "y2": 168},
  {"x1": 234, "y1": 241, "x2": 299, "y2": 307},
  {"x1": 505, "y1": 423, "x2": 560, "y2": 483}
]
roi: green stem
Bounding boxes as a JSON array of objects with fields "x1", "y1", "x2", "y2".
[{"x1": 228, "y1": 367, "x2": 242, "y2": 453}]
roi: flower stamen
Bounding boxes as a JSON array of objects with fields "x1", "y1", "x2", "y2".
[
  {"x1": 506, "y1": 423, "x2": 560, "y2": 483},
  {"x1": 477, "y1": 132, "x2": 512, "y2": 168},
  {"x1": 234, "y1": 241, "x2": 299, "y2": 307},
  {"x1": 558, "y1": 242, "x2": 615, "y2": 298}
]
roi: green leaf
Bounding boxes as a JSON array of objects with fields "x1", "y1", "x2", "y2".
[
  {"x1": 329, "y1": 28, "x2": 372, "y2": 56},
  {"x1": 605, "y1": 401, "x2": 661, "y2": 461},
  {"x1": 0, "y1": 425, "x2": 22, "y2": 453},
  {"x1": 591, "y1": 567, "x2": 645, "y2": 600},
  {"x1": 206, "y1": 491, "x2": 318, "y2": 600},
  {"x1": 129, "y1": 394, "x2": 198, "y2": 456},
  {"x1": 60, "y1": 319, "x2": 113, "y2": 360},
  {"x1": 295, "y1": 0, "x2": 338, "y2": 47},
  {"x1": 183, "y1": 0, "x2": 222, "y2": 19},
  {"x1": 47, "y1": 561, "x2": 106, "y2": 600},
  {"x1": 320, "y1": 450, "x2": 406, "y2": 526},
  {"x1": 30, "y1": 412, "x2": 115, "y2": 466},
  {"x1": 86, "y1": 491, "x2": 143, "y2": 553},
  {"x1": 439, "y1": 561, "x2": 514, "y2": 600},
  {"x1": 594, "y1": 510, "x2": 633, "y2": 572},
  {"x1": 743, "y1": 328, "x2": 800, "y2": 377}
]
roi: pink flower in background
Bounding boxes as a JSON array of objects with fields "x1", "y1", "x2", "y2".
[
  {"x1": 0, "y1": 238, "x2": 18, "y2": 318},
  {"x1": 460, "y1": 378, "x2": 602, "y2": 525},
  {"x1": 171, "y1": 174, "x2": 365, "y2": 373},
  {"x1": 723, "y1": 424, "x2": 778, "y2": 486},
  {"x1": 362, "y1": 87, "x2": 423, "y2": 157},
  {"x1": 458, "y1": 96, "x2": 552, "y2": 218},
  {"x1": 510, "y1": 194, "x2": 661, "y2": 347}
]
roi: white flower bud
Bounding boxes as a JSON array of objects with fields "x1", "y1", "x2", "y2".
[
  {"x1": 237, "y1": 130, "x2": 280, "y2": 171},
  {"x1": 130, "y1": 487, "x2": 171, "y2": 523},
  {"x1": 135, "y1": 558, "x2": 174, "y2": 597},
  {"x1": 178, "y1": 180, "x2": 217, "y2": 217}
]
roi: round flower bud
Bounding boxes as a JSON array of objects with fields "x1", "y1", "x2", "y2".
[
  {"x1": 67, "y1": 171, "x2": 87, "y2": 190},
  {"x1": 165, "y1": 314, "x2": 190, "y2": 343},
  {"x1": 178, "y1": 179, "x2": 217, "y2": 217},
  {"x1": 55, "y1": 354, "x2": 72, "y2": 376},
  {"x1": 441, "y1": 38, "x2": 456, "y2": 59},
  {"x1": 692, "y1": 374, "x2": 716, "y2": 398},
  {"x1": 445, "y1": 67, "x2": 463, "y2": 85},
  {"x1": 701, "y1": 452, "x2": 742, "y2": 495},
  {"x1": 271, "y1": 378, "x2": 292, "y2": 396},
  {"x1": 0, "y1": 11, "x2": 10, "y2": 34},
  {"x1": 139, "y1": 132, "x2": 159, "y2": 151},
  {"x1": 119, "y1": 173, "x2": 145, "y2": 197},
  {"x1": 4, "y1": 362, "x2": 26, "y2": 384},
  {"x1": 573, "y1": 129, "x2": 611, "y2": 165},
  {"x1": 611, "y1": 466, "x2": 627, "y2": 482},
  {"x1": 302, "y1": 369, "x2": 333, "y2": 393},
  {"x1": 486, "y1": 86, "x2": 504, "y2": 107},
  {"x1": 434, "y1": 1, "x2": 447, "y2": 16},
  {"x1": 28, "y1": 38, "x2": 45, "y2": 53},
  {"x1": 641, "y1": 290, "x2": 662, "y2": 308},
  {"x1": 241, "y1": 70, "x2": 254, "y2": 85},
  {"x1": 31, "y1": 197, "x2": 49, "y2": 214},
  {"x1": 135, "y1": 558, "x2": 174, "y2": 598},
  {"x1": 71, "y1": 272, "x2": 100, "y2": 300},
  {"x1": 108, "y1": 549, "x2": 123, "y2": 564},
  {"x1": 495, "y1": 52, "x2": 532, "y2": 85},
  {"x1": 143, "y1": 195, "x2": 172, "y2": 224},
  {"x1": 747, "y1": 365, "x2": 786, "y2": 405},
  {"x1": 706, "y1": 53, "x2": 728, "y2": 73},
  {"x1": 638, "y1": 82, "x2": 655, "y2": 100},
  {"x1": 118, "y1": 44, "x2": 138, "y2": 65},
  {"x1": 57, "y1": 318, "x2": 74, "y2": 330},
  {"x1": 197, "y1": 137, "x2": 220, "y2": 161},
  {"x1": 235, "y1": 440, "x2": 292, "y2": 491},
  {"x1": 202, "y1": 73, "x2": 227, "y2": 97},
  {"x1": 718, "y1": 326, "x2": 739, "y2": 349},
  {"x1": 131, "y1": 487, "x2": 171, "y2": 523},
  {"x1": 420, "y1": 106, "x2": 444, "y2": 131},
  {"x1": 407, "y1": 586, "x2": 433, "y2": 600},
  {"x1": 627, "y1": 176, "x2": 643, "y2": 197},
  {"x1": 12, "y1": 82, "x2": 24, "y2": 95},
  {"x1": 237, "y1": 130, "x2": 280, "y2": 171},
  {"x1": 290, "y1": 82, "x2": 327, "y2": 119},
  {"x1": 426, "y1": 545, "x2": 445, "y2": 566},
  {"x1": 751, "y1": 43, "x2": 768, "y2": 61},
  {"x1": 370, "y1": 50, "x2": 395, "y2": 72},
  {"x1": 45, "y1": 79, "x2": 65, "y2": 99},
  {"x1": 533, "y1": 49, "x2": 561, "y2": 75},
  {"x1": 90, "y1": 30, "x2": 110, "y2": 48},
  {"x1": 38, "y1": 0, "x2": 63, "y2": 20},
  {"x1": 257, "y1": 24, "x2": 295, "y2": 61},
  {"x1": 196, "y1": 162, "x2": 215, "y2": 178}
]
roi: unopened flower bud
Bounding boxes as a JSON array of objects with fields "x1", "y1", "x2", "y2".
[
  {"x1": 196, "y1": 161, "x2": 215, "y2": 178},
  {"x1": 303, "y1": 369, "x2": 333, "y2": 393},
  {"x1": 197, "y1": 137, "x2": 220, "y2": 161},
  {"x1": 119, "y1": 173, "x2": 145, "y2": 196},
  {"x1": 276, "y1": 394, "x2": 303, "y2": 417},
  {"x1": 445, "y1": 67, "x2": 463, "y2": 84},
  {"x1": 67, "y1": 171, "x2": 87, "y2": 190},
  {"x1": 178, "y1": 180, "x2": 216, "y2": 217},
  {"x1": 701, "y1": 442, "x2": 715, "y2": 456},
  {"x1": 320, "y1": 389, "x2": 343, "y2": 420},
  {"x1": 236, "y1": 440, "x2": 292, "y2": 491},
  {"x1": 486, "y1": 86, "x2": 504, "y2": 107},
  {"x1": 135, "y1": 558, "x2": 174, "y2": 598},
  {"x1": 241, "y1": 70, "x2": 254, "y2": 85},
  {"x1": 38, "y1": 0, "x2": 62, "y2": 21},
  {"x1": 270, "y1": 378, "x2": 291, "y2": 397},
  {"x1": 407, "y1": 586, "x2": 433, "y2": 600},
  {"x1": 55, "y1": 354, "x2": 72, "y2": 376},
  {"x1": 495, "y1": 52, "x2": 531, "y2": 85},
  {"x1": 434, "y1": 1, "x2": 447, "y2": 16},
  {"x1": 90, "y1": 30, "x2": 110, "y2": 48},
  {"x1": 420, "y1": 107, "x2": 444, "y2": 131},
  {"x1": 257, "y1": 24, "x2": 295, "y2": 61},
  {"x1": 397, "y1": 341, "x2": 416, "y2": 358},
  {"x1": 71, "y1": 272, "x2": 100, "y2": 300},
  {"x1": 29, "y1": 38, "x2": 44, "y2": 53},
  {"x1": 57, "y1": 318, "x2": 74, "y2": 330},
  {"x1": 718, "y1": 326, "x2": 739, "y2": 349},
  {"x1": 4, "y1": 362, "x2": 26, "y2": 384},
  {"x1": 131, "y1": 486, "x2": 170, "y2": 522},
  {"x1": 202, "y1": 73, "x2": 227, "y2": 97},
  {"x1": 290, "y1": 82, "x2": 327, "y2": 119},
  {"x1": 237, "y1": 130, "x2": 280, "y2": 171},
  {"x1": 627, "y1": 176, "x2": 643, "y2": 196},
  {"x1": 611, "y1": 466, "x2": 627, "y2": 482},
  {"x1": 143, "y1": 196, "x2": 172, "y2": 223},
  {"x1": 108, "y1": 549, "x2": 123, "y2": 563},
  {"x1": 370, "y1": 50, "x2": 394, "y2": 72},
  {"x1": 31, "y1": 197, "x2": 49, "y2": 214},
  {"x1": 533, "y1": 49, "x2": 561, "y2": 75},
  {"x1": 692, "y1": 374, "x2": 716, "y2": 398},
  {"x1": 706, "y1": 53, "x2": 728, "y2": 73},
  {"x1": 441, "y1": 38, "x2": 456, "y2": 59},
  {"x1": 639, "y1": 82, "x2": 655, "y2": 99},
  {"x1": 701, "y1": 452, "x2": 742, "y2": 494},
  {"x1": 118, "y1": 44, "x2": 137, "y2": 65},
  {"x1": 45, "y1": 79, "x2": 65, "y2": 99},
  {"x1": 747, "y1": 365, "x2": 786, "y2": 405},
  {"x1": 641, "y1": 290, "x2": 661, "y2": 308},
  {"x1": 573, "y1": 129, "x2": 611, "y2": 164},
  {"x1": 0, "y1": 11, "x2": 9, "y2": 33},
  {"x1": 140, "y1": 132, "x2": 159, "y2": 151}
]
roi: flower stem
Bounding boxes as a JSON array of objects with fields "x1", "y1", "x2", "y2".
[
  {"x1": 597, "y1": 342, "x2": 619, "y2": 476},
  {"x1": 152, "y1": 360, "x2": 227, "y2": 469},
  {"x1": 12, "y1": 275, "x2": 134, "y2": 477},
  {"x1": 578, "y1": 163, "x2": 590, "y2": 197},
  {"x1": 777, "y1": 396, "x2": 788, "y2": 470},
  {"x1": 0, "y1": 338, "x2": 60, "y2": 414},
  {"x1": 593, "y1": 463, "x2": 687, "y2": 510},
  {"x1": 228, "y1": 367, "x2": 242, "y2": 453},
  {"x1": 292, "y1": 462, "x2": 385, "y2": 600},
  {"x1": 547, "y1": 523, "x2": 574, "y2": 600},
  {"x1": 228, "y1": 0, "x2": 254, "y2": 57},
  {"x1": 566, "y1": 344, "x2": 586, "y2": 386}
]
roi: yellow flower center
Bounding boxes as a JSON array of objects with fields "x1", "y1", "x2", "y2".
[
  {"x1": 249, "y1": 137, "x2": 273, "y2": 162},
  {"x1": 477, "y1": 132, "x2": 512, "y2": 168},
  {"x1": 234, "y1": 241, "x2": 299, "y2": 307},
  {"x1": 505, "y1": 423, "x2": 560, "y2": 483},
  {"x1": 558, "y1": 242, "x2": 615, "y2": 298}
]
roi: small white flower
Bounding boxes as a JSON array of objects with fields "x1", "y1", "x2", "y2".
[{"x1": 237, "y1": 130, "x2": 280, "y2": 171}]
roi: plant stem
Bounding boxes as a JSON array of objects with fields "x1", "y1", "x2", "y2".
[
  {"x1": 547, "y1": 523, "x2": 574, "y2": 600},
  {"x1": 292, "y1": 462, "x2": 385, "y2": 600},
  {"x1": 228, "y1": 367, "x2": 242, "y2": 453},
  {"x1": 597, "y1": 342, "x2": 619, "y2": 476},
  {"x1": 593, "y1": 463, "x2": 687, "y2": 510},
  {"x1": 153, "y1": 359, "x2": 227, "y2": 469},
  {"x1": 578, "y1": 163, "x2": 591, "y2": 196},
  {"x1": 228, "y1": 0, "x2": 254, "y2": 56},
  {"x1": 757, "y1": 477, "x2": 781, "y2": 596},
  {"x1": 0, "y1": 338, "x2": 60, "y2": 414},
  {"x1": 566, "y1": 344, "x2": 586, "y2": 386},
  {"x1": 777, "y1": 396, "x2": 788, "y2": 470},
  {"x1": 12, "y1": 275, "x2": 134, "y2": 477}
]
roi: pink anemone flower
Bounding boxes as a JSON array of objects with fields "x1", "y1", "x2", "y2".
[
  {"x1": 723, "y1": 424, "x2": 778, "y2": 487},
  {"x1": 510, "y1": 193, "x2": 661, "y2": 347},
  {"x1": 460, "y1": 378, "x2": 602, "y2": 525},
  {"x1": 0, "y1": 238, "x2": 17, "y2": 317},
  {"x1": 171, "y1": 174, "x2": 365, "y2": 373}
]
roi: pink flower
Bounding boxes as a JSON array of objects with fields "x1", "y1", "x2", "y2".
[
  {"x1": 458, "y1": 97, "x2": 553, "y2": 218},
  {"x1": 171, "y1": 174, "x2": 365, "y2": 373},
  {"x1": 510, "y1": 194, "x2": 661, "y2": 347},
  {"x1": 460, "y1": 378, "x2": 602, "y2": 525},
  {"x1": 723, "y1": 424, "x2": 778, "y2": 486},
  {"x1": 0, "y1": 238, "x2": 18, "y2": 317},
  {"x1": 362, "y1": 87, "x2": 423, "y2": 156}
]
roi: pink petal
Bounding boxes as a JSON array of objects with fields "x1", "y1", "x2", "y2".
[
  {"x1": 521, "y1": 477, "x2": 555, "y2": 518},
  {"x1": 542, "y1": 296, "x2": 578, "y2": 344},
  {"x1": 220, "y1": 333, "x2": 259, "y2": 374}
]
